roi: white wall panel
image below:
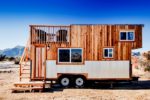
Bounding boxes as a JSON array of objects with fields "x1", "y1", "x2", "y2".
[{"x1": 46, "y1": 60, "x2": 130, "y2": 79}]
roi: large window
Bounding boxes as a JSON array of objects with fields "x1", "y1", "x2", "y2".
[
  {"x1": 120, "y1": 31, "x2": 134, "y2": 41},
  {"x1": 103, "y1": 48, "x2": 113, "y2": 58},
  {"x1": 58, "y1": 48, "x2": 83, "y2": 63}
]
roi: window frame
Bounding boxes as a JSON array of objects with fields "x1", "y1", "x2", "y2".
[
  {"x1": 119, "y1": 30, "x2": 135, "y2": 41},
  {"x1": 58, "y1": 48, "x2": 83, "y2": 64},
  {"x1": 103, "y1": 48, "x2": 114, "y2": 58}
]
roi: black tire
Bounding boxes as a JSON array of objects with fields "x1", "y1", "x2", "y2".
[
  {"x1": 75, "y1": 76, "x2": 86, "y2": 88},
  {"x1": 58, "y1": 76, "x2": 70, "y2": 87}
]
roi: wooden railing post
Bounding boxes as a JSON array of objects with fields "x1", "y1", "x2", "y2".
[{"x1": 20, "y1": 64, "x2": 22, "y2": 81}]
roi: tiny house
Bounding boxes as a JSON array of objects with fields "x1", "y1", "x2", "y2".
[{"x1": 20, "y1": 24, "x2": 143, "y2": 87}]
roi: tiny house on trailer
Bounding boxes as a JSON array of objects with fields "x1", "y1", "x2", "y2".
[{"x1": 20, "y1": 24, "x2": 143, "y2": 87}]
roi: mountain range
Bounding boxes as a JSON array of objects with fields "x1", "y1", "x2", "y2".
[{"x1": 0, "y1": 46, "x2": 24, "y2": 57}]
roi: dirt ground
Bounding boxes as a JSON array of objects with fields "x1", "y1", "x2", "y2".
[{"x1": 0, "y1": 61, "x2": 150, "y2": 100}]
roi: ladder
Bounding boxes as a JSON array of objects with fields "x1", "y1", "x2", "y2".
[{"x1": 19, "y1": 38, "x2": 31, "y2": 81}]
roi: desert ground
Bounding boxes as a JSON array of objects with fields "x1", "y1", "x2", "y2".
[{"x1": 0, "y1": 61, "x2": 150, "y2": 100}]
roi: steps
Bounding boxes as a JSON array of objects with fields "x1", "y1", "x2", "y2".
[
  {"x1": 12, "y1": 81, "x2": 45, "y2": 93},
  {"x1": 12, "y1": 37, "x2": 46, "y2": 93},
  {"x1": 20, "y1": 61, "x2": 31, "y2": 81}
]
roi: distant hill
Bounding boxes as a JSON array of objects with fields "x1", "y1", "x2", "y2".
[
  {"x1": 0, "y1": 46, "x2": 24, "y2": 57},
  {"x1": 0, "y1": 50, "x2": 2, "y2": 54}
]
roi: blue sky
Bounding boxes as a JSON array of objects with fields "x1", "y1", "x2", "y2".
[{"x1": 0, "y1": 0, "x2": 149, "y2": 52}]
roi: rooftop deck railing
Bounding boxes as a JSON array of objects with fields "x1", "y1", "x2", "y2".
[{"x1": 30, "y1": 25, "x2": 70, "y2": 44}]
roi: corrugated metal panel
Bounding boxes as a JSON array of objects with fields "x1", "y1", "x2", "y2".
[
  {"x1": 46, "y1": 61, "x2": 57, "y2": 78},
  {"x1": 46, "y1": 60, "x2": 130, "y2": 79}
]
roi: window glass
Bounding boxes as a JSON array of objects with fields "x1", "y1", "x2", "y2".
[
  {"x1": 104, "y1": 48, "x2": 113, "y2": 58},
  {"x1": 109, "y1": 49, "x2": 113, "y2": 57},
  {"x1": 120, "y1": 32, "x2": 126, "y2": 40},
  {"x1": 71, "y1": 49, "x2": 82, "y2": 62},
  {"x1": 128, "y1": 32, "x2": 134, "y2": 40},
  {"x1": 59, "y1": 49, "x2": 70, "y2": 62},
  {"x1": 109, "y1": 49, "x2": 112, "y2": 53},
  {"x1": 104, "y1": 49, "x2": 108, "y2": 57}
]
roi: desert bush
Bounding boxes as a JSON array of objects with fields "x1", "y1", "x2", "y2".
[
  {"x1": 143, "y1": 52, "x2": 150, "y2": 60},
  {"x1": 4, "y1": 57, "x2": 9, "y2": 60},
  {"x1": 139, "y1": 59, "x2": 148, "y2": 67},
  {"x1": 14, "y1": 57, "x2": 20, "y2": 64},
  {"x1": 0, "y1": 54, "x2": 6, "y2": 61},
  {"x1": 8, "y1": 57, "x2": 15, "y2": 61},
  {"x1": 140, "y1": 51, "x2": 150, "y2": 72},
  {"x1": 144, "y1": 66, "x2": 150, "y2": 72}
]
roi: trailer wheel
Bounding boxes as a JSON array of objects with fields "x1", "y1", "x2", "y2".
[
  {"x1": 59, "y1": 76, "x2": 70, "y2": 87},
  {"x1": 75, "y1": 77, "x2": 85, "y2": 88}
]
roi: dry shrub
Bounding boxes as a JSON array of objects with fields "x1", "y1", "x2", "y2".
[{"x1": 0, "y1": 54, "x2": 6, "y2": 61}]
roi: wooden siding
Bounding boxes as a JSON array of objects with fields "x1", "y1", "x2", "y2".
[
  {"x1": 70, "y1": 25, "x2": 143, "y2": 61},
  {"x1": 47, "y1": 43, "x2": 70, "y2": 60},
  {"x1": 29, "y1": 24, "x2": 143, "y2": 80},
  {"x1": 30, "y1": 24, "x2": 143, "y2": 61}
]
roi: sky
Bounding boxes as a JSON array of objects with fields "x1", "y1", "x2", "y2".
[{"x1": 0, "y1": 0, "x2": 149, "y2": 52}]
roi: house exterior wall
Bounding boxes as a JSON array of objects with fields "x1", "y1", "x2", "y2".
[
  {"x1": 46, "y1": 60, "x2": 130, "y2": 79},
  {"x1": 70, "y1": 25, "x2": 142, "y2": 61},
  {"x1": 29, "y1": 24, "x2": 143, "y2": 80},
  {"x1": 45, "y1": 25, "x2": 143, "y2": 61}
]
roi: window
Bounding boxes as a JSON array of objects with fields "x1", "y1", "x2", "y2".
[
  {"x1": 103, "y1": 48, "x2": 113, "y2": 58},
  {"x1": 120, "y1": 32, "x2": 126, "y2": 40},
  {"x1": 120, "y1": 31, "x2": 134, "y2": 41},
  {"x1": 59, "y1": 49, "x2": 70, "y2": 62},
  {"x1": 58, "y1": 48, "x2": 83, "y2": 63},
  {"x1": 128, "y1": 32, "x2": 134, "y2": 40},
  {"x1": 71, "y1": 49, "x2": 82, "y2": 62}
]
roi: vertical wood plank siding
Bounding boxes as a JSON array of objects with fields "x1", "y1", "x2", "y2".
[
  {"x1": 70, "y1": 25, "x2": 143, "y2": 61},
  {"x1": 30, "y1": 24, "x2": 143, "y2": 61}
]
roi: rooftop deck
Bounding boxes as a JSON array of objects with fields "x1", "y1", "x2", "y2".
[{"x1": 30, "y1": 25, "x2": 70, "y2": 44}]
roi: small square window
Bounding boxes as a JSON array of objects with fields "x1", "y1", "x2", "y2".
[{"x1": 103, "y1": 48, "x2": 113, "y2": 58}]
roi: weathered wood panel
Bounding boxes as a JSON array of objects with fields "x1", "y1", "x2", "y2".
[
  {"x1": 47, "y1": 43, "x2": 70, "y2": 60},
  {"x1": 31, "y1": 24, "x2": 143, "y2": 61},
  {"x1": 70, "y1": 24, "x2": 143, "y2": 61}
]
